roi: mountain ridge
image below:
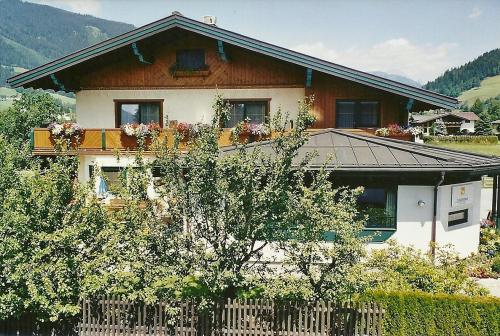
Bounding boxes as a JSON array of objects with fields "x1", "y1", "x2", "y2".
[
  {"x1": 424, "y1": 48, "x2": 500, "y2": 98},
  {"x1": 370, "y1": 71, "x2": 422, "y2": 88},
  {"x1": 0, "y1": 0, "x2": 134, "y2": 72}
]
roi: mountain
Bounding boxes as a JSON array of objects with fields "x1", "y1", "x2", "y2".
[
  {"x1": 0, "y1": 0, "x2": 135, "y2": 73},
  {"x1": 424, "y1": 48, "x2": 500, "y2": 97},
  {"x1": 371, "y1": 71, "x2": 421, "y2": 88}
]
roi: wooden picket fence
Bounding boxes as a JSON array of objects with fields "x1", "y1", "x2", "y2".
[
  {"x1": 78, "y1": 297, "x2": 384, "y2": 336},
  {"x1": 0, "y1": 314, "x2": 76, "y2": 336}
]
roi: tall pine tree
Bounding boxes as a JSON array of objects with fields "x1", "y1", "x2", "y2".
[
  {"x1": 470, "y1": 99, "x2": 485, "y2": 115},
  {"x1": 475, "y1": 112, "x2": 493, "y2": 135}
]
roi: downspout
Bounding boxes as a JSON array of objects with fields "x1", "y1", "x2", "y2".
[{"x1": 431, "y1": 171, "x2": 445, "y2": 258}]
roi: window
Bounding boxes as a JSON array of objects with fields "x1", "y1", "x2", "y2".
[
  {"x1": 89, "y1": 166, "x2": 123, "y2": 196},
  {"x1": 336, "y1": 100, "x2": 380, "y2": 128},
  {"x1": 448, "y1": 209, "x2": 468, "y2": 227},
  {"x1": 115, "y1": 100, "x2": 163, "y2": 127},
  {"x1": 176, "y1": 49, "x2": 206, "y2": 71},
  {"x1": 358, "y1": 187, "x2": 397, "y2": 229},
  {"x1": 226, "y1": 100, "x2": 269, "y2": 127}
]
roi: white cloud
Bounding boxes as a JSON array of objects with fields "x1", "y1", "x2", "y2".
[
  {"x1": 468, "y1": 7, "x2": 483, "y2": 19},
  {"x1": 293, "y1": 38, "x2": 459, "y2": 83},
  {"x1": 29, "y1": 1, "x2": 102, "y2": 16}
]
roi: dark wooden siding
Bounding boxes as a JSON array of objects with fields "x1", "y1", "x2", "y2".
[
  {"x1": 44, "y1": 28, "x2": 438, "y2": 128},
  {"x1": 307, "y1": 72, "x2": 410, "y2": 128},
  {"x1": 74, "y1": 30, "x2": 305, "y2": 89}
]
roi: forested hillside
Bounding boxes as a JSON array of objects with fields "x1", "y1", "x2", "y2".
[
  {"x1": 424, "y1": 49, "x2": 500, "y2": 97},
  {"x1": 0, "y1": 0, "x2": 134, "y2": 71}
]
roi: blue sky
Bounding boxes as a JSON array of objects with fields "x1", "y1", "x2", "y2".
[{"x1": 30, "y1": 0, "x2": 500, "y2": 84}]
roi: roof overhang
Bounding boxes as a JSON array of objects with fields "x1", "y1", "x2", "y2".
[{"x1": 7, "y1": 15, "x2": 458, "y2": 109}]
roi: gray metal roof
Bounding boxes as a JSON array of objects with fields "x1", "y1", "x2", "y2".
[{"x1": 221, "y1": 129, "x2": 500, "y2": 174}]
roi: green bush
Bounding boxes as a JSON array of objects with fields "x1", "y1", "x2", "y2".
[
  {"x1": 492, "y1": 255, "x2": 500, "y2": 274},
  {"x1": 423, "y1": 135, "x2": 498, "y2": 144},
  {"x1": 361, "y1": 290, "x2": 500, "y2": 336},
  {"x1": 364, "y1": 241, "x2": 487, "y2": 296}
]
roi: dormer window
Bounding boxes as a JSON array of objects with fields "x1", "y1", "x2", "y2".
[{"x1": 176, "y1": 49, "x2": 206, "y2": 71}]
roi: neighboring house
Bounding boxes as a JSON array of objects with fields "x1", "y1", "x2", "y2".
[
  {"x1": 491, "y1": 120, "x2": 500, "y2": 133},
  {"x1": 410, "y1": 110, "x2": 480, "y2": 135},
  {"x1": 7, "y1": 14, "x2": 500, "y2": 257}
]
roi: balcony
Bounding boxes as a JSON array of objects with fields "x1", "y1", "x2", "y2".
[{"x1": 30, "y1": 128, "x2": 272, "y2": 155}]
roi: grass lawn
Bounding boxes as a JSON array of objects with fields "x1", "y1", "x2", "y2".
[
  {"x1": 0, "y1": 86, "x2": 75, "y2": 112},
  {"x1": 431, "y1": 142, "x2": 500, "y2": 156},
  {"x1": 459, "y1": 74, "x2": 500, "y2": 106}
]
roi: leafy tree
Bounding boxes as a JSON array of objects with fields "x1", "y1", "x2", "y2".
[
  {"x1": 278, "y1": 177, "x2": 366, "y2": 300},
  {"x1": 0, "y1": 154, "x2": 110, "y2": 321},
  {"x1": 145, "y1": 95, "x2": 367, "y2": 301},
  {"x1": 431, "y1": 119, "x2": 447, "y2": 135},
  {"x1": 80, "y1": 162, "x2": 188, "y2": 303},
  {"x1": 0, "y1": 97, "x2": 363, "y2": 320},
  {"x1": 0, "y1": 91, "x2": 64, "y2": 144}
]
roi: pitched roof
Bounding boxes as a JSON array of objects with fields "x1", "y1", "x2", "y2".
[
  {"x1": 7, "y1": 14, "x2": 457, "y2": 109},
  {"x1": 221, "y1": 129, "x2": 500, "y2": 174},
  {"x1": 411, "y1": 111, "x2": 480, "y2": 124},
  {"x1": 457, "y1": 112, "x2": 481, "y2": 121}
]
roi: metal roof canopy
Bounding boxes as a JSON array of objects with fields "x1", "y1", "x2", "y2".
[
  {"x1": 7, "y1": 14, "x2": 457, "y2": 109},
  {"x1": 221, "y1": 129, "x2": 500, "y2": 175}
]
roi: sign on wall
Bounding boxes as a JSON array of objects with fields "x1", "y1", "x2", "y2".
[{"x1": 451, "y1": 184, "x2": 473, "y2": 207}]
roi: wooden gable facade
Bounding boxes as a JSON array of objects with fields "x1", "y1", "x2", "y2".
[{"x1": 8, "y1": 15, "x2": 452, "y2": 130}]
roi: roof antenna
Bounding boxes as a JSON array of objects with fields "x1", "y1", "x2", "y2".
[{"x1": 172, "y1": 11, "x2": 183, "y2": 16}]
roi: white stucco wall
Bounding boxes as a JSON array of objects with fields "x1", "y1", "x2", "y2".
[
  {"x1": 381, "y1": 182, "x2": 481, "y2": 257},
  {"x1": 460, "y1": 120, "x2": 475, "y2": 133},
  {"x1": 388, "y1": 185, "x2": 434, "y2": 251},
  {"x1": 481, "y1": 187, "x2": 492, "y2": 221},
  {"x1": 76, "y1": 88, "x2": 306, "y2": 128},
  {"x1": 435, "y1": 181, "x2": 481, "y2": 257}
]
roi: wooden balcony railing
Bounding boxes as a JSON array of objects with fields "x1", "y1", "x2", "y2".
[{"x1": 30, "y1": 128, "x2": 273, "y2": 154}]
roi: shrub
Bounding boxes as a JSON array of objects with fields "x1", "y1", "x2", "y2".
[
  {"x1": 360, "y1": 290, "x2": 500, "y2": 336},
  {"x1": 424, "y1": 135, "x2": 498, "y2": 144},
  {"x1": 479, "y1": 227, "x2": 500, "y2": 257},
  {"x1": 492, "y1": 255, "x2": 500, "y2": 274},
  {"x1": 364, "y1": 241, "x2": 487, "y2": 296}
]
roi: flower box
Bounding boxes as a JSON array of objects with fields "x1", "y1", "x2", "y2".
[
  {"x1": 231, "y1": 121, "x2": 271, "y2": 144},
  {"x1": 172, "y1": 70, "x2": 210, "y2": 78},
  {"x1": 47, "y1": 122, "x2": 83, "y2": 149}
]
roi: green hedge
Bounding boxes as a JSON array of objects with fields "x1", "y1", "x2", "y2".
[
  {"x1": 424, "y1": 135, "x2": 498, "y2": 144},
  {"x1": 360, "y1": 291, "x2": 500, "y2": 336}
]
